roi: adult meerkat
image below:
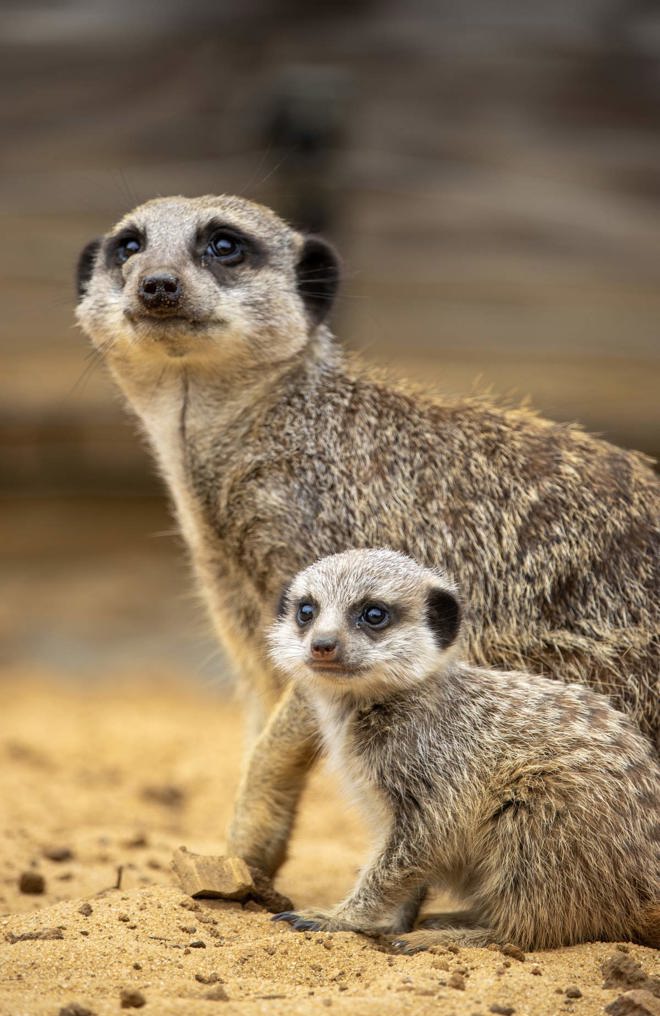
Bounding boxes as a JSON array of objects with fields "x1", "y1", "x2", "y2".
[
  {"x1": 270, "y1": 548, "x2": 660, "y2": 951},
  {"x1": 75, "y1": 195, "x2": 659, "y2": 880}
]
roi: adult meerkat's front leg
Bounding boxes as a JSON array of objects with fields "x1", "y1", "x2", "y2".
[
  {"x1": 274, "y1": 830, "x2": 429, "y2": 936},
  {"x1": 226, "y1": 684, "x2": 320, "y2": 876}
]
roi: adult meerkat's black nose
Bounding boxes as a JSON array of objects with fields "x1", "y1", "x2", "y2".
[
  {"x1": 138, "y1": 272, "x2": 182, "y2": 314},
  {"x1": 311, "y1": 637, "x2": 339, "y2": 661}
]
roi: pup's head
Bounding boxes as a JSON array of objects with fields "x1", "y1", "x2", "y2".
[
  {"x1": 75, "y1": 195, "x2": 339, "y2": 372},
  {"x1": 269, "y1": 548, "x2": 461, "y2": 701}
]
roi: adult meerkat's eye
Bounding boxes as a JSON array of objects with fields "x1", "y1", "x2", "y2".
[
  {"x1": 115, "y1": 236, "x2": 141, "y2": 265},
  {"x1": 296, "y1": 602, "x2": 316, "y2": 627},
  {"x1": 360, "y1": 604, "x2": 390, "y2": 629},
  {"x1": 206, "y1": 231, "x2": 245, "y2": 265}
]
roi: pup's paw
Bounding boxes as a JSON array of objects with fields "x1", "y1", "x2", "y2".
[{"x1": 388, "y1": 930, "x2": 446, "y2": 954}]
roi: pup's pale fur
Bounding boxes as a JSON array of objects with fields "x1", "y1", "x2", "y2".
[
  {"x1": 76, "y1": 194, "x2": 659, "y2": 878},
  {"x1": 270, "y1": 548, "x2": 660, "y2": 951}
]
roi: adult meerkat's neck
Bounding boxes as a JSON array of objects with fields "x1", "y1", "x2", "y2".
[
  {"x1": 107, "y1": 358, "x2": 273, "y2": 556},
  {"x1": 105, "y1": 329, "x2": 342, "y2": 557}
]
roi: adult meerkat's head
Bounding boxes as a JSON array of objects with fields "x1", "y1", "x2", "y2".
[
  {"x1": 75, "y1": 195, "x2": 339, "y2": 372},
  {"x1": 269, "y1": 548, "x2": 462, "y2": 701}
]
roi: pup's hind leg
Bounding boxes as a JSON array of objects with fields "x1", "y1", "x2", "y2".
[
  {"x1": 390, "y1": 885, "x2": 429, "y2": 934},
  {"x1": 416, "y1": 906, "x2": 483, "y2": 931}
]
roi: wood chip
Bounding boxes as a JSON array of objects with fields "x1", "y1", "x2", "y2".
[{"x1": 171, "y1": 848, "x2": 254, "y2": 901}]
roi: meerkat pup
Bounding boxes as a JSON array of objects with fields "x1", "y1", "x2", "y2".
[
  {"x1": 76, "y1": 194, "x2": 658, "y2": 881},
  {"x1": 270, "y1": 548, "x2": 660, "y2": 952}
]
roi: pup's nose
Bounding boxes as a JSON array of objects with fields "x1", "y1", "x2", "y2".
[
  {"x1": 311, "y1": 637, "x2": 339, "y2": 661},
  {"x1": 138, "y1": 273, "x2": 182, "y2": 313}
]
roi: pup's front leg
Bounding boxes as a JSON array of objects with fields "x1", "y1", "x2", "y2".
[{"x1": 274, "y1": 834, "x2": 428, "y2": 937}]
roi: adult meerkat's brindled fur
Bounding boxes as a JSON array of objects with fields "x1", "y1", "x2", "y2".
[
  {"x1": 76, "y1": 195, "x2": 659, "y2": 877},
  {"x1": 270, "y1": 548, "x2": 660, "y2": 951}
]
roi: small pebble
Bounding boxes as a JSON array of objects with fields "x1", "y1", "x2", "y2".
[
  {"x1": 195, "y1": 973, "x2": 219, "y2": 985},
  {"x1": 43, "y1": 846, "x2": 74, "y2": 862},
  {"x1": 448, "y1": 972, "x2": 466, "y2": 990},
  {"x1": 18, "y1": 871, "x2": 45, "y2": 894},
  {"x1": 190, "y1": 940, "x2": 206, "y2": 948},
  {"x1": 490, "y1": 1006, "x2": 515, "y2": 1016},
  {"x1": 566, "y1": 987, "x2": 582, "y2": 999},
  {"x1": 132, "y1": 963, "x2": 142, "y2": 971},
  {"x1": 124, "y1": 833, "x2": 148, "y2": 848},
  {"x1": 58, "y1": 1005, "x2": 93, "y2": 1016},
  {"x1": 530, "y1": 966, "x2": 542, "y2": 976},
  {"x1": 500, "y1": 943, "x2": 525, "y2": 962},
  {"x1": 141, "y1": 783, "x2": 185, "y2": 807},
  {"x1": 78, "y1": 903, "x2": 93, "y2": 917},
  {"x1": 120, "y1": 988, "x2": 146, "y2": 1009}
]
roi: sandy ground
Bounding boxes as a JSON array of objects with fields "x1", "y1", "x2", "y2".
[{"x1": 1, "y1": 675, "x2": 658, "y2": 1016}]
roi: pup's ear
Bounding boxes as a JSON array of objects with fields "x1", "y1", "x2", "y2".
[
  {"x1": 426, "y1": 587, "x2": 461, "y2": 650},
  {"x1": 76, "y1": 239, "x2": 101, "y2": 299},
  {"x1": 296, "y1": 236, "x2": 340, "y2": 324}
]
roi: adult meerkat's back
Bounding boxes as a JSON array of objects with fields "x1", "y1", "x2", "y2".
[
  {"x1": 270, "y1": 548, "x2": 660, "y2": 951},
  {"x1": 76, "y1": 194, "x2": 659, "y2": 875}
]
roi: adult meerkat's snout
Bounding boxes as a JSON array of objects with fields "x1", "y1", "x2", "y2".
[{"x1": 137, "y1": 272, "x2": 183, "y2": 316}]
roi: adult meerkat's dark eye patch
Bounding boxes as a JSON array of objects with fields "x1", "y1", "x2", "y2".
[
  {"x1": 198, "y1": 220, "x2": 266, "y2": 273},
  {"x1": 76, "y1": 239, "x2": 101, "y2": 298},
  {"x1": 426, "y1": 587, "x2": 461, "y2": 649},
  {"x1": 296, "y1": 236, "x2": 340, "y2": 324}
]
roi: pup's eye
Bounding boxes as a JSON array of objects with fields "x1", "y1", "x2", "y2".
[
  {"x1": 206, "y1": 231, "x2": 245, "y2": 265},
  {"x1": 360, "y1": 604, "x2": 390, "y2": 629},
  {"x1": 115, "y1": 236, "x2": 141, "y2": 265},
  {"x1": 296, "y1": 603, "x2": 316, "y2": 627}
]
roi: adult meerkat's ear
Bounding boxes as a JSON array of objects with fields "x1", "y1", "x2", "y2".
[
  {"x1": 426, "y1": 586, "x2": 461, "y2": 650},
  {"x1": 296, "y1": 236, "x2": 340, "y2": 324},
  {"x1": 76, "y1": 239, "x2": 101, "y2": 299}
]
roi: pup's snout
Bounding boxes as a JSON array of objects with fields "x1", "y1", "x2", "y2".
[
  {"x1": 311, "y1": 637, "x2": 339, "y2": 662},
  {"x1": 138, "y1": 272, "x2": 182, "y2": 314}
]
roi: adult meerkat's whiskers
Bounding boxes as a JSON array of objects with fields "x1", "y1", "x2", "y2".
[{"x1": 270, "y1": 548, "x2": 660, "y2": 951}]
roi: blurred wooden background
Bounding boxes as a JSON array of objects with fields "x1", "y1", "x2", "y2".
[{"x1": 1, "y1": 0, "x2": 658, "y2": 680}]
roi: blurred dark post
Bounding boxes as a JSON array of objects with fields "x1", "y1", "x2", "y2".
[{"x1": 261, "y1": 65, "x2": 352, "y2": 236}]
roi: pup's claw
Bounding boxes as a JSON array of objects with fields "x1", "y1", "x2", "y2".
[
  {"x1": 272, "y1": 909, "x2": 336, "y2": 933},
  {"x1": 271, "y1": 911, "x2": 298, "y2": 924}
]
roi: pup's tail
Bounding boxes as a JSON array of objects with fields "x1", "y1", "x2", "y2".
[{"x1": 632, "y1": 902, "x2": 660, "y2": 949}]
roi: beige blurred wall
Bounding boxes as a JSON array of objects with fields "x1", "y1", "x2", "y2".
[{"x1": 2, "y1": 0, "x2": 659, "y2": 498}]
